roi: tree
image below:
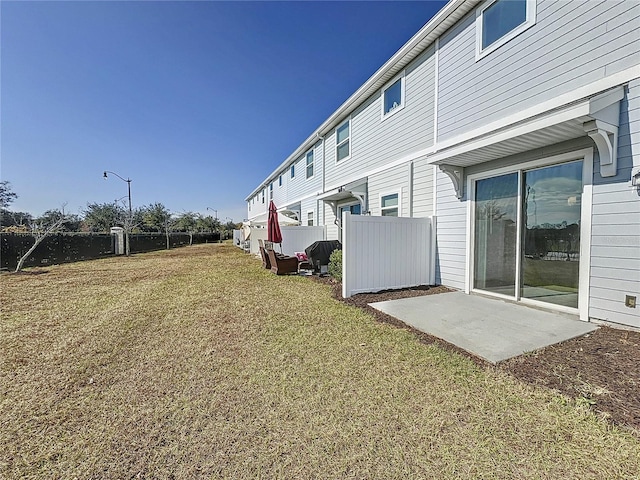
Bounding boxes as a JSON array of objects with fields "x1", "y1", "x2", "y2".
[
  {"x1": 15, "y1": 206, "x2": 68, "y2": 272},
  {"x1": 37, "y1": 210, "x2": 82, "y2": 232},
  {"x1": 0, "y1": 181, "x2": 18, "y2": 209},
  {"x1": 141, "y1": 203, "x2": 171, "y2": 233},
  {"x1": 83, "y1": 201, "x2": 141, "y2": 255},
  {"x1": 195, "y1": 215, "x2": 220, "y2": 233},
  {"x1": 141, "y1": 203, "x2": 174, "y2": 249},
  {"x1": 83, "y1": 202, "x2": 126, "y2": 232},
  {"x1": 1, "y1": 210, "x2": 32, "y2": 230},
  {"x1": 175, "y1": 212, "x2": 198, "y2": 245}
]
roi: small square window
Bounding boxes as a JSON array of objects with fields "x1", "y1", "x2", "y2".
[
  {"x1": 382, "y1": 75, "x2": 404, "y2": 119},
  {"x1": 336, "y1": 120, "x2": 350, "y2": 162},
  {"x1": 381, "y1": 193, "x2": 399, "y2": 217},
  {"x1": 306, "y1": 150, "x2": 314, "y2": 179},
  {"x1": 476, "y1": 0, "x2": 536, "y2": 60}
]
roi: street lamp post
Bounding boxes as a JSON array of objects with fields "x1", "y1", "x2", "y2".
[
  {"x1": 104, "y1": 171, "x2": 132, "y2": 256},
  {"x1": 206, "y1": 207, "x2": 218, "y2": 220}
]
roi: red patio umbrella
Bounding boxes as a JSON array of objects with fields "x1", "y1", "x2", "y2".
[{"x1": 267, "y1": 201, "x2": 283, "y2": 249}]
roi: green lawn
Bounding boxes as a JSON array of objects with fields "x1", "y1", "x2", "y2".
[{"x1": 1, "y1": 244, "x2": 638, "y2": 479}]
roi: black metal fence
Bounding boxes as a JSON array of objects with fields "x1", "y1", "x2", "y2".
[{"x1": 1, "y1": 232, "x2": 220, "y2": 270}]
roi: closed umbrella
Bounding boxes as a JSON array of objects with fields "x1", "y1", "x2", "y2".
[{"x1": 267, "y1": 201, "x2": 283, "y2": 250}]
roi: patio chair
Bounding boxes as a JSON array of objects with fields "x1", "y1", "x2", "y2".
[
  {"x1": 258, "y1": 239, "x2": 271, "y2": 270},
  {"x1": 267, "y1": 248, "x2": 299, "y2": 275}
]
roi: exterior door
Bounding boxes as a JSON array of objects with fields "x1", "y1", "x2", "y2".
[{"x1": 472, "y1": 160, "x2": 583, "y2": 311}]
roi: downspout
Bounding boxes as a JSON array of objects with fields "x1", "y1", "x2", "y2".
[
  {"x1": 431, "y1": 36, "x2": 440, "y2": 285},
  {"x1": 317, "y1": 132, "x2": 326, "y2": 230},
  {"x1": 408, "y1": 160, "x2": 414, "y2": 217}
]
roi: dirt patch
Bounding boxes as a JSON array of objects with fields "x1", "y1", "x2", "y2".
[{"x1": 313, "y1": 276, "x2": 640, "y2": 434}]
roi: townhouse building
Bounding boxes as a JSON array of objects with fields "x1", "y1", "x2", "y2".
[{"x1": 246, "y1": 0, "x2": 640, "y2": 328}]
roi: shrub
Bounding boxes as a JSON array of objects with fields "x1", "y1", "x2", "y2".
[{"x1": 328, "y1": 249, "x2": 342, "y2": 281}]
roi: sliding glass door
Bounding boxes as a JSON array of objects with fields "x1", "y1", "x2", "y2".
[
  {"x1": 474, "y1": 173, "x2": 518, "y2": 296},
  {"x1": 473, "y1": 161, "x2": 583, "y2": 310},
  {"x1": 521, "y1": 161, "x2": 582, "y2": 308}
]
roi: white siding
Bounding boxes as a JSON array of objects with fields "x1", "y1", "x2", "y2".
[
  {"x1": 300, "y1": 197, "x2": 319, "y2": 226},
  {"x1": 434, "y1": 168, "x2": 467, "y2": 290},
  {"x1": 342, "y1": 214, "x2": 432, "y2": 297},
  {"x1": 324, "y1": 46, "x2": 436, "y2": 189},
  {"x1": 286, "y1": 141, "x2": 323, "y2": 202},
  {"x1": 437, "y1": 0, "x2": 640, "y2": 141},
  {"x1": 412, "y1": 158, "x2": 434, "y2": 217},
  {"x1": 324, "y1": 202, "x2": 339, "y2": 241},
  {"x1": 368, "y1": 164, "x2": 410, "y2": 216},
  {"x1": 589, "y1": 79, "x2": 640, "y2": 328}
]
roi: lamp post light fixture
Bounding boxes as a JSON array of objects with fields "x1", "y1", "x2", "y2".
[
  {"x1": 103, "y1": 171, "x2": 132, "y2": 216},
  {"x1": 206, "y1": 207, "x2": 218, "y2": 220},
  {"x1": 103, "y1": 170, "x2": 133, "y2": 256}
]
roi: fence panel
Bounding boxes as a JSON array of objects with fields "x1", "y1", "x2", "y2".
[
  {"x1": 342, "y1": 213, "x2": 432, "y2": 298},
  {"x1": 1, "y1": 232, "x2": 220, "y2": 270},
  {"x1": 1, "y1": 233, "x2": 113, "y2": 270},
  {"x1": 280, "y1": 226, "x2": 325, "y2": 256}
]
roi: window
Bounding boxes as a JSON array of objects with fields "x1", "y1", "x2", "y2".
[
  {"x1": 382, "y1": 74, "x2": 404, "y2": 119},
  {"x1": 269, "y1": 183, "x2": 273, "y2": 200},
  {"x1": 261, "y1": 189, "x2": 265, "y2": 204},
  {"x1": 278, "y1": 175, "x2": 282, "y2": 187},
  {"x1": 290, "y1": 164, "x2": 295, "y2": 178},
  {"x1": 306, "y1": 150, "x2": 314, "y2": 179},
  {"x1": 381, "y1": 193, "x2": 399, "y2": 217},
  {"x1": 307, "y1": 211, "x2": 314, "y2": 226},
  {"x1": 476, "y1": 0, "x2": 535, "y2": 60},
  {"x1": 336, "y1": 120, "x2": 350, "y2": 162}
]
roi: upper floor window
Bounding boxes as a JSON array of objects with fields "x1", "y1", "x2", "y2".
[
  {"x1": 278, "y1": 175, "x2": 282, "y2": 187},
  {"x1": 306, "y1": 150, "x2": 314, "y2": 179},
  {"x1": 381, "y1": 193, "x2": 399, "y2": 217},
  {"x1": 290, "y1": 164, "x2": 295, "y2": 178},
  {"x1": 261, "y1": 189, "x2": 265, "y2": 204},
  {"x1": 269, "y1": 183, "x2": 273, "y2": 200},
  {"x1": 382, "y1": 74, "x2": 405, "y2": 119},
  {"x1": 336, "y1": 120, "x2": 350, "y2": 162},
  {"x1": 307, "y1": 211, "x2": 314, "y2": 227},
  {"x1": 476, "y1": 0, "x2": 536, "y2": 60}
]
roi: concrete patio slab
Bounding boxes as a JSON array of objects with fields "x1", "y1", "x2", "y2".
[{"x1": 369, "y1": 291, "x2": 598, "y2": 364}]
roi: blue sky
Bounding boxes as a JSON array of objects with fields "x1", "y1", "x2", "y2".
[{"x1": 1, "y1": 0, "x2": 447, "y2": 222}]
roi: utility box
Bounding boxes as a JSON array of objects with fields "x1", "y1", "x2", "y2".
[{"x1": 110, "y1": 227, "x2": 125, "y2": 255}]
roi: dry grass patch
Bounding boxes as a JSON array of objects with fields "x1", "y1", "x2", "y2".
[{"x1": 1, "y1": 244, "x2": 639, "y2": 479}]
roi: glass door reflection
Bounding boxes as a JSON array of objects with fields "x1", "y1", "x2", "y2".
[
  {"x1": 521, "y1": 161, "x2": 582, "y2": 308},
  {"x1": 474, "y1": 173, "x2": 519, "y2": 297}
]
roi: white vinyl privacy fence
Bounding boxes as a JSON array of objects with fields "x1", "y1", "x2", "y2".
[
  {"x1": 279, "y1": 226, "x2": 325, "y2": 256},
  {"x1": 342, "y1": 213, "x2": 434, "y2": 298},
  {"x1": 247, "y1": 226, "x2": 325, "y2": 256}
]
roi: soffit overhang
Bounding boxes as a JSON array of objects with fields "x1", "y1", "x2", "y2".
[{"x1": 430, "y1": 87, "x2": 625, "y2": 198}]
